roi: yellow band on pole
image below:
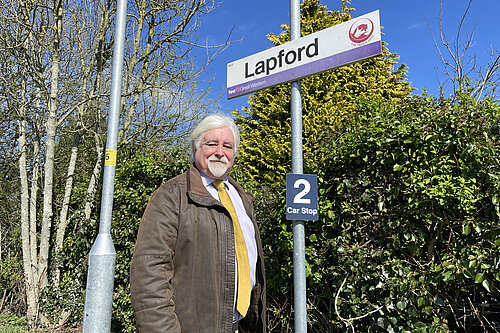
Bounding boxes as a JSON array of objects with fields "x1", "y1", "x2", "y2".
[{"x1": 104, "y1": 149, "x2": 117, "y2": 166}]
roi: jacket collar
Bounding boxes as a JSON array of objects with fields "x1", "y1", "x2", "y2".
[
  {"x1": 186, "y1": 164, "x2": 253, "y2": 206},
  {"x1": 187, "y1": 164, "x2": 210, "y2": 197}
]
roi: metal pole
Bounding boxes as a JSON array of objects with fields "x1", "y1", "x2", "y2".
[
  {"x1": 290, "y1": 0, "x2": 307, "y2": 332},
  {"x1": 82, "y1": 0, "x2": 128, "y2": 331}
]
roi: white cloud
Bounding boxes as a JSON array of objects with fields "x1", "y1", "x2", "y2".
[{"x1": 407, "y1": 21, "x2": 426, "y2": 30}]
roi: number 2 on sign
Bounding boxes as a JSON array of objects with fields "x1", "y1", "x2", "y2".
[{"x1": 293, "y1": 179, "x2": 311, "y2": 204}]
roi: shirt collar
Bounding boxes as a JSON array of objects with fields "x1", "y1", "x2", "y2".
[{"x1": 199, "y1": 171, "x2": 228, "y2": 187}]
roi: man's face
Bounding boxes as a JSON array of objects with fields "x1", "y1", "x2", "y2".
[{"x1": 195, "y1": 126, "x2": 235, "y2": 180}]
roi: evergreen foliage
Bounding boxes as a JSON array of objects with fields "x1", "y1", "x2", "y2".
[
  {"x1": 235, "y1": 93, "x2": 500, "y2": 331},
  {"x1": 313, "y1": 96, "x2": 499, "y2": 331},
  {"x1": 234, "y1": 0, "x2": 412, "y2": 186}
]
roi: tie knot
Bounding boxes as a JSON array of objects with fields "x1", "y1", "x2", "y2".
[{"x1": 213, "y1": 180, "x2": 225, "y2": 191}]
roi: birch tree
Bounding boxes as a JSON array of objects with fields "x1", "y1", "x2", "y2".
[{"x1": 0, "y1": 0, "x2": 224, "y2": 328}]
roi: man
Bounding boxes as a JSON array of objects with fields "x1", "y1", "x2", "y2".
[{"x1": 130, "y1": 114, "x2": 266, "y2": 333}]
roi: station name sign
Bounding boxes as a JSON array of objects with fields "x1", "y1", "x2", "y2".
[{"x1": 226, "y1": 10, "x2": 381, "y2": 99}]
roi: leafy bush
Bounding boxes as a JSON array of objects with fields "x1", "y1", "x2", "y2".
[
  {"x1": 240, "y1": 95, "x2": 500, "y2": 332},
  {"x1": 0, "y1": 232, "x2": 25, "y2": 316},
  {"x1": 0, "y1": 256, "x2": 22, "y2": 294}
]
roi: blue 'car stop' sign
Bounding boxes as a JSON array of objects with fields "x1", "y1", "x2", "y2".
[{"x1": 286, "y1": 174, "x2": 318, "y2": 221}]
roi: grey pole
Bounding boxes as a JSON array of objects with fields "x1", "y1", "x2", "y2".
[
  {"x1": 290, "y1": 0, "x2": 307, "y2": 332},
  {"x1": 82, "y1": 0, "x2": 128, "y2": 331}
]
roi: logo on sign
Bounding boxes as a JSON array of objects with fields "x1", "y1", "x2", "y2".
[{"x1": 349, "y1": 18, "x2": 374, "y2": 43}]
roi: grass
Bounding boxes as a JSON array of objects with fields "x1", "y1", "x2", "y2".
[{"x1": 0, "y1": 313, "x2": 26, "y2": 333}]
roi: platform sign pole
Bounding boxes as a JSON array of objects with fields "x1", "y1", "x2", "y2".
[
  {"x1": 290, "y1": 0, "x2": 307, "y2": 332},
  {"x1": 82, "y1": 0, "x2": 128, "y2": 331}
]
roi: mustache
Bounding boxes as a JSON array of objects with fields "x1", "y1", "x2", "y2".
[{"x1": 208, "y1": 155, "x2": 229, "y2": 163}]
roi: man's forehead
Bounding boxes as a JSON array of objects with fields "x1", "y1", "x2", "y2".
[
  {"x1": 202, "y1": 128, "x2": 234, "y2": 143},
  {"x1": 204, "y1": 137, "x2": 233, "y2": 143}
]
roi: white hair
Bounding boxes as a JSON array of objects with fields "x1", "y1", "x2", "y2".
[{"x1": 190, "y1": 114, "x2": 240, "y2": 163}]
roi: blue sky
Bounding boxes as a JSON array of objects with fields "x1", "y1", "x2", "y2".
[{"x1": 196, "y1": 0, "x2": 499, "y2": 113}]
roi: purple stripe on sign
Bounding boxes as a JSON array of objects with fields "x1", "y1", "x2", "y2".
[{"x1": 227, "y1": 41, "x2": 381, "y2": 99}]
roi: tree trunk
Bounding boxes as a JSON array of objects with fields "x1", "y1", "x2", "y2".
[
  {"x1": 17, "y1": 81, "x2": 39, "y2": 327},
  {"x1": 53, "y1": 132, "x2": 80, "y2": 286},
  {"x1": 38, "y1": 0, "x2": 63, "y2": 291},
  {"x1": 85, "y1": 134, "x2": 104, "y2": 222},
  {"x1": 29, "y1": 104, "x2": 41, "y2": 287}
]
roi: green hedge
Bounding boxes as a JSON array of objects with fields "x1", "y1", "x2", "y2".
[{"x1": 238, "y1": 95, "x2": 500, "y2": 332}]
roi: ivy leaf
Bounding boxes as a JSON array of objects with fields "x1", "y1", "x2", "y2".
[
  {"x1": 463, "y1": 223, "x2": 470, "y2": 235},
  {"x1": 482, "y1": 279, "x2": 492, "y2": 293},
  {"x1": 393, "y1": 164, "x2": 403, "y2": 171},
  {"x1": 474, "y1": 273, "x2": 485, "y2": 284}
]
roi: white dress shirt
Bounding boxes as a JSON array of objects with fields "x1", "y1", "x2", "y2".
[{"x1": 200, "y1": 172, "x2": 257, "y2": 322}]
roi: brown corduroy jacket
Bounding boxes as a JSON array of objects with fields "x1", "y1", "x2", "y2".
[{"x1": 130, "y1": 165, "x2": 266, "y2": 333}]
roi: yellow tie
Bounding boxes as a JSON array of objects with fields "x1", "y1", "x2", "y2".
[{"x1": 213, "y1": 180, "x2": 251, "y2": 317}]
